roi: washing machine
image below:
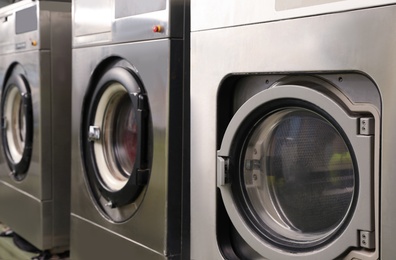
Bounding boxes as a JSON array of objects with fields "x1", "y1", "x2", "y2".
[
  {"x1": 0, "y1": 0, "x2": 71, "y2": 252},
  {"x1": 70, "y1": 0, "x2": 189, "y2": 259},
  {"x1": 191, "y1": 1, "x2": 396, "y2": 259}
]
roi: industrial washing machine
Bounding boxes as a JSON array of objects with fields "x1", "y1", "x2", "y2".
[
  {"x1": 71, "y1": 0, "x2": 189, "y2": 259},
  {"x1": 191, "y1": 0, "x2": 396, "y2": 259},
  {"x1": 0, "y1": 0, "x2": 71, "y2": 252}
]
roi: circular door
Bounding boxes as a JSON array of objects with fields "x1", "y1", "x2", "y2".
[
  {"x1": 1, "y1": 66, "x2": 33, "y2": 181},
  {"x1": 217, "y1": 84, "x2": 374, "y2": 259},
  {"x1": 82, "y1": 60, "x2": 151, "y2": 222}
]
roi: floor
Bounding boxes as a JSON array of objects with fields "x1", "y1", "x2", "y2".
[
  {"x1": 0, "y1": 224, "x2": 69, "y2": 260},
  {"x1": 0, "y1": 224, "x2": 36, "y2": 260}
]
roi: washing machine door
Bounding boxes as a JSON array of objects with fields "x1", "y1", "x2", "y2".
[
  {"x1": 82, "y1": 62, "x2": 150, "y2": 213},
  {"x1": 217, "y1": 84, "x2": 375, "y2": 259},
  {"x1": 1, "y1": 65, "x2": 33, "y2": 181}
]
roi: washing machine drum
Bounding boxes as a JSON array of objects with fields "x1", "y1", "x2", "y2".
[
  {"x1": 82, "y1": 63, "x2": 150, "y2": 214},
  {"x1": 1, "y1": 66, "x2": 33, "y2": 181},
  {"x1": 217, "y1": 85, "x2": 374, "y2": 259}
]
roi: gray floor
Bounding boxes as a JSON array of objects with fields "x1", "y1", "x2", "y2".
[
  {"x1": 0, "y1": 224, "x2": 36, "y2": 260},
  {"x1": 0, "y1": 223, "x2": 70, "y2": 260}
]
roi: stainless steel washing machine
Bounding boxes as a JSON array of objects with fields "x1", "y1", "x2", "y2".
[
  {"x1": 191, "y1": 1, "x2": 396, "y2": 259},
  {"x1": 0, "y1": 0, "x2": 71, "y2": 252},
  {"x1": 71, "y1": 0, "x2": 189, "y2": 259}
]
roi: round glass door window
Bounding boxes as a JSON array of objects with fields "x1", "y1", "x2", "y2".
[
  {"x1": 82, "y1": 62, "x2": 151, "y2": 222},
  {"x1": 4, "y1": 86, "x2": 26, "y2": 162},
  {"x1": 239, "y1": 107, "x2": 355, "y2": 249},
  {"x1": 218, "y1": 83, "x2": 375, "y2": 259},
  {"x1": 1, "y1": 67, "x2": 33, "y2": 181},
  {"x1": 92, "y1": 83, "x2": 138, "y2": 192}
]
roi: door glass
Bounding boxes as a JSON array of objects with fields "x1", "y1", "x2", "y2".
[
  {"x1": 94, "y1": 83, "x2": 138, "y2": 192},
  {"x1": 113, "y1": 95, "x2": 137, "y2": 174},
  {"x1": 5, "y1": 86, "x2": 25, "y2": 163},
  {"x1": 242, "y1": 108, "x2": 355, "y2": 245}
]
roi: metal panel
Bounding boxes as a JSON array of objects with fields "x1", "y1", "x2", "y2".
[
  {"x1": 276, "y1": 0, "x2": 346, "y2": 10},
  {"x1": 71, "y1": 215, "x2": 167, "y2": 260},
  {"x1": 0, "y1": 51, "x2": 51, "y2": 200},
  {"x1": 73, "y1": 0, "x2": 111, "y2": 37},
  {"x1": 115, "y1": 0, "x2": 166, "y2": 18},
  {"x1": 191, "y1": 5, "x2": 396, "y2": 259},
  {"x1": 0, "y1": 1, "x2": 71, "y2": 251},
  {"x1": 71, "y1": 39, "x2": 185, "y2": 257},
  {"x1": 0, "y1": 181, "x2": 53, "y2": 250},
  {"x1": 0, "y1": 1, "x2": 70, "y2": 54},
  {"x1": 191, "y1": 0, "x2": 396, "y2": 31},
  {"x1": 49, "y1": 10, "x2": 72, "y2": 248},
  {"x1": 72, "y1": 0, "x2": 185, "y2": 48}
]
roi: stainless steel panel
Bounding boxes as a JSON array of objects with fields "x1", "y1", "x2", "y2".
[
  {"x1": 73, "y1": 0, "x2": 112, "y2": 37},
  {"x1": 191, "y1": 0, "x2": 396, "y2": 31},
  {"x1": 0, "y1": 2, "x2": 71, "y2": 251},
  {"x1": 0, "y1": 10, "x2": 71, "y2": 199},
  {"x1": 0, "y1": 181, "x2": 55, "y2": 250},
  {"x1": 71, "y1": 215, "x2": 167, "y2": 260},
  {"x1": 114, "y1": 0, "x2": 166, "y2": 18},
  {"x1": 276, "y1": 0, "x2": 346, "y2": 10},
  {"x1": 0, "y1": 0, "x2": 13, "y2": 8},
  {"x1": 71, "y1": 39, "x2": 185, "y2": 257},
  {"x1": 72, "y1": 0, "x2": 185, "y2": 48},
  {"x1": 0, "y1": 1, "x2": 70, "y2": 54},
  {"x1": 0, "y1": 51, "x2": 52, "y2": 200},
  {"x1": 191, "y1": 5, "x2": 395, "y2": 259},
  {"x1": 49, "y1": 9, "x2": 72, "y2": 248},
  {"x1": 0, "y1": 1, "x2": 33, "y2": 54}
]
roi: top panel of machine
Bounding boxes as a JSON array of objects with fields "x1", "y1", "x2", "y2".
[
  {"x1": 191, "y1": 0, "x2": 396, "y2": 31},
  {"x1": 72, "y1": 0, "x2": 186, "y2": 48},
  {"x1": 0, "y1": 0, "x2": 71, "y2": 55}
]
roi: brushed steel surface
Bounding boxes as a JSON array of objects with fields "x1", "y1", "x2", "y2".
[
  {"x1": 191, "y1": 0, "x2": 396, "y2": 31},
  {"x1": 0, "y1": 1, "x2": 70, "y2": 54},
  {"x1": 191, "y1": 4, "x2": 396, "y2": 259},
  {"x1": 0, "y1": 1, "x2": 71, "y2": 251},
  {"x1": 71, "y1": 39, "x2": 185, "y2": 258},
  {"x1": 0, "y1": 50, "x2": 52, "y2": 200},
  {"x1": 0, "y1": 0, "x2": 13, "y2": 8},
  {"x1": 71, "y1": 214, "x2": 168, "y2": 260},
  {"x1": 72, "y1": 0, "x2": 185, "y2": 48},
  {"x1": 0, "y1": 181, "x2": 53, "y2": 250}
]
